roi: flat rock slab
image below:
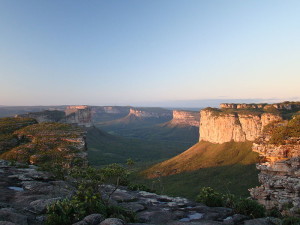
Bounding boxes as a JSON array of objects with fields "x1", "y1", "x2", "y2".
[
  {"x1": 0, "y1": 208, "x2": 28, "y2": 225},
  {"x1": 137, "y1": 210, "x2": 174, "y2": 224},
  {"x1": 110, "y1": 190, "x2": 137, "y2": 202},
  {"x1": 119, "y1": 202, "x2": 145, "y2": 212}
]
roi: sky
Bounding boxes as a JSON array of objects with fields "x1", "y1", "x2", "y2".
[{"x1": 0, "y1": 0, "x2": 299, "y2": 107}]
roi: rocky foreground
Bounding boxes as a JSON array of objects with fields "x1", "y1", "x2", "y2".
[{"x1": 0, "y1": 160, "x2": 281, "y2": 225}]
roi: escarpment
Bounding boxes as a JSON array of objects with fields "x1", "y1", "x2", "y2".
[
  {"x1": 18, "y1": 105, "x2": 93, "y2": 127},
  {"x1": 250, "y1": 116, "x2": 300, "y2": 215},
  {"x1": 200, "y1": 108, "x2": 282, "y2": 143},
  {"x1": 200, "y1": 102, "x2": 300, "y2": 144},
  {"x1": 220, "y1": 102, "x2": 300, "y2": 110},
  {"x1": 64, "y1": 105, "x2": 92, "y2": 127},
  {"x1": 168, "y1": 110, "x2": 200, "y2": 127},
  {"x1": 129, "y1": 108, "x2": 172, "y2": 119}
]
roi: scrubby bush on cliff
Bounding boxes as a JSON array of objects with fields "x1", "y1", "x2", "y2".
[
  {"x1": 282, "y1": 217, "x2": 300, "y2": 225},
  {"x1": 46, "y1": 185, "x2": 106, "y2": 225},
  {"x1": 268, "y1": 115, "x2": 300, "y2": 145},
  {"x1": 46, "y1": 164, "x2": 135, "y2": 225},
  {"x1": 196, "y1": 187, "x2": 265, "y2": 218},
  {"x1": 233, "y1": 198, "x2": 265, "y2": 218},
  {"x1": 196, "y1": 187, "x2": 224, "y2": 207}
]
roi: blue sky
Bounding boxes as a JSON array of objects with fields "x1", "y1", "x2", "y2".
[{"x1": 0, "y1": 0, "x2": 299, "y2": 106}]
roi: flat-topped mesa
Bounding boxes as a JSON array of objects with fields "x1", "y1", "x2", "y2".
[
  {"x1": 200, "y1": 108, "x2": 282, "y2": 143},
  {"x1": 220, "y1": 102, "x2": 300, "y2": 110},
  {"x1": 220, "y1": 103, "x2": 267, "y2": 109},
  {"x1": 65, "y1": 105, "x2": 92, "y2": 127},
  {"x1": 129, "y1": 108, "x2": 172, "y2": 119},
  {"x1": 65, "y1": 105, "x2": 89, "y2": 115},
  {"x1": 103, "y1": 106, "x2": 122, "y2": 114},
  {"x1": 250, "y1": 116, "x2": 300, "y2": 215},
  {"x1": 169, "y1": 110, "x2": 200, "y2": 127}
]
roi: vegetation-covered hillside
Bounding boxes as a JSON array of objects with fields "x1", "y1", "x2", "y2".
[
  {"x1": 0, "y1": 117, "x2": 86, "y2": 168},
  {"x1": 143, "y1": 141, "x2": 260, "y2": 178},
  {"x1": 133, "y1": 141, "x2": 261, "y2": 199},
  {"x1": 0, "y1": 117, "x2": 37, "y2": 153}
]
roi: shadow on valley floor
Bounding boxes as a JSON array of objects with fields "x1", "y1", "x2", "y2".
[{"x1": 86, "y1": 126, "x2": 195, "y2": 166}]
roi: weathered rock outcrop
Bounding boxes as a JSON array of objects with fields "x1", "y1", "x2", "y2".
[
  {"x1": 168, "y1": 110, "x2": 200, "y2": 127},
  {"x1": 0, "y1": 160, "x2": 74, "y2": 225},
  {"x1": 220, "y1": 103, "x2": 267, "y2": 109},
  {"x1": 65, "y1": 106, "x2": 92, "y2": 127},
  {"x1": 220, "y1": 102, "x2": 300, "y2": 110},
  {"x1": 0, "y1": 118, "x2": 88, "y2": 168},
  {"x1": 129, "y1": 108, "x2": 172, "y2": 119},
  {"x1": 0, "y1": 160, "x2": 277, "y2": 225},
  {"x1": 199, "y1": 109, "x2": 282, "y2": 143},
  {"x1": 17, "y1": 106, "x2": 93, "y2": 127},
  {"x1": 249, "y1": 117, "x2": 300, "y2": 215}
]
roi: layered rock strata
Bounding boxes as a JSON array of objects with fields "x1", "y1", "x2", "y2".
[
  {"x1": 200, "y1": 109, "x2": 282, "y2": 143},
  {"x1": 250, "y1": 132, "x2": 300, "y2": 215},
  {"x1": 220, "y1": 102, "x2": 300, "y2": 110},
  {"x1": 0, "y1": 160, "x2": 279, "y2": 225},
  {"x1": 169, "y1": 110, "x2": 200, "y2": 127},
  {"x1": 17, "y1": 105, "x2": 93, "y2": 127},
  {"x1": 65, "y1": 105, "x2": 92, "y2": 127},
  {"x1": 129, "y1": 108, "x2": 172, "y2": 119}
]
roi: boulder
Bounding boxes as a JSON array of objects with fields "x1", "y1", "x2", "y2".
[{"x1": 29, "y1": 197, "x2": 61, "y2": 214}]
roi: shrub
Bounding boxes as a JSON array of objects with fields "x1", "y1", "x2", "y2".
[
  {"x1": 196, "y1": 187, "x2": 265, "y2": 218},
  {"x1": 233, "y1": 198, "x2": 266, "y2": 218},
  {"x1": 269, "y1": 115, "x2": 300, "y2": 145},
  {"x1": 196, "y1": 187, "x2": 224, "y2": 207},
  {"x1": 46, "y1": 185, "x2": 106, "y2": 225},
  {"x1": 282, "y1": 217, "x2": 300, "y2": 225},
  {"x1": 46, "y1": 164, "x2": 133, "y2": 225}
]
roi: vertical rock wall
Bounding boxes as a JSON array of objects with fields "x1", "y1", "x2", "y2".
[
  {"x1": 199, "y1": 109, "x2": 282, "y2": 143},
  {"x1": 65, "y1": 106, "x2": 92, "y2": 127},
  {"x1": 250, "y1": 137, "x2": 300, "y2": 215},
  {"x1": 169, "y1": 110, "x2": 200, "y2": 127}
]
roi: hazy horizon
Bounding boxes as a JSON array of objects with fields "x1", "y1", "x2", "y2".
[
  {"x1": 1, "y1": 97, "x2": 299, "y2": 108},
  {"x1": 1, "y1": 1, "x2": 299, "y2": 106}
]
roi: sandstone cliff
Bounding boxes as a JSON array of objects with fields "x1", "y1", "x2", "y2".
[
  {"x1": 199, "y1": 108, "x2": 282, "y2": 143},
  {"x1": 250, "y1": 116, "x2": 300, "y2": 215},
  {"x1": 65, "y1": 105, "x2": 92, "y2": 127},
  {"x1": 17, "y1": 105, "x2": 93, "y2": 127},
  {"x1": 91, "y1": 106, "x2": 130, "y2": 123},
  {"x1": 220, "y1": 102, "x2": 300, "y2": 110},
  {"x1": 167, "y1": 110, "x2": 200, "y2": 127},
  {"x1": 129, "y1": 108, "x2": 172, "y2": 119}
]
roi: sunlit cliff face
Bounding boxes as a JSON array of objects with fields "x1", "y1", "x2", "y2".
[
  {"x1": 170, "y1": 110, "x2": 200, "y2": 127},
  {"x1": 65, "y1": 105, "x2": 89, "y2": 116}
]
